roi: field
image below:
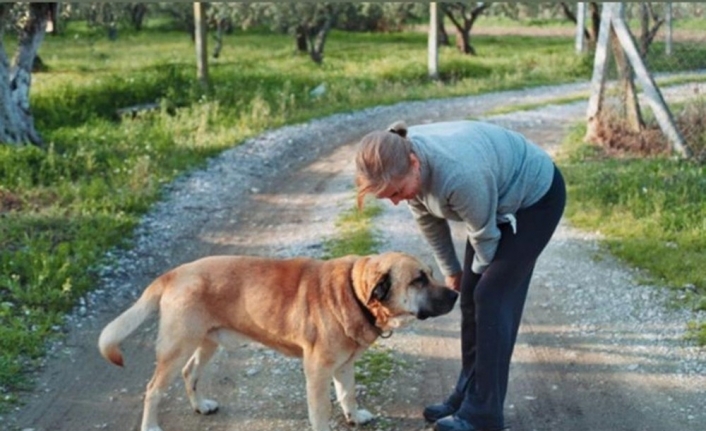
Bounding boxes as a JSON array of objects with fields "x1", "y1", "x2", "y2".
[{"x1": 1, "y1": 19, "x2": 705, "y2": 408}]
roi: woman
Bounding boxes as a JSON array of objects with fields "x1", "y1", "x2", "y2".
[{"x1": 355, "y1": 120, "x2": 566, "y2": 431}]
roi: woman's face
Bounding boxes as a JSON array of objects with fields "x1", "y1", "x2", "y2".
[{"x1": 375, "y1": 154, "x2": 421, "y2": 206}]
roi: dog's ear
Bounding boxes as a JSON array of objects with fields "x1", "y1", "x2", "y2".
[{"x1": 368, "y1": 272, "x2": 392, "y2": 304}]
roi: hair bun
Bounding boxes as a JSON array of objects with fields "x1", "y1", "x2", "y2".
[{"x1": 387, "y1": 120, "x2": 408, "y2": 138}]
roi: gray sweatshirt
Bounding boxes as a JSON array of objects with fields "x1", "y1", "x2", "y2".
[{"x1": 406, "y1": 121, "x2": 555, "y2": 275}]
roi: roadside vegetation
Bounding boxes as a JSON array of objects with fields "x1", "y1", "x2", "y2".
[
  {"x1": 1, "y1": 14, "x2": 705, "y2": 412},
  {"x1": 322, "y1": 202, "x2": 383, "y2": 260},
  {"x1": 556, "y1": 121, "x2": 706, "y2": 345}
]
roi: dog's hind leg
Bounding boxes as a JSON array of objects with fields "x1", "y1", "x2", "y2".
[
  {"x1": 333, "y1": 358, "x2": 374, "y2": 425},
  {"x1": 303, "y1": 355, "x2": 335, "y2": 431},
  {"x1": 142, "y1": 343, "x2": 194, "y2": 431},
  {"x1": 182, "y1": 337, "x2": 219, "y2": 415}
]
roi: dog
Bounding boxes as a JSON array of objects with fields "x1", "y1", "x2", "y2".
[{"x1": 98, "y1": 251, "x2": 459, "y2": 431}]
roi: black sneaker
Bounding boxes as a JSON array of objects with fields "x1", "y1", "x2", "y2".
[{"x1": 423, "y1": 402, "x2": 457, "y2": 423}]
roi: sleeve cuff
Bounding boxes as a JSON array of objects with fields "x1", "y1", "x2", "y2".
[{"x1": 471, "y1": 259, "x2": 487, "y2": 275}]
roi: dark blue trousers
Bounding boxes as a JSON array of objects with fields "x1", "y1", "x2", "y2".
[{"x1": 445, "y1": 166, "x2": 566, "y2": 430}]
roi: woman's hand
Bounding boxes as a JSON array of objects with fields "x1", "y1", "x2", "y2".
[{"x1": 445, "y1": 272, "x2": 463, "y2": 292}]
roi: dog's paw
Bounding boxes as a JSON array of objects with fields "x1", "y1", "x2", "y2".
[
  {"x1": 347, "y1": 409, "x2": 375, "y2": 425},
  {"x1": 195, "y1": 399, "x2": 219, "y2": 415}
]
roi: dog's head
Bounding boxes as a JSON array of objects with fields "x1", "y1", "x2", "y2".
[{"x1": 353, "y1": 252, "x2": 459, "y2": 332}]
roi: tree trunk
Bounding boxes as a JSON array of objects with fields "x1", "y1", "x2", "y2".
[
  {"x1": 560, "y1": 2, "x2": 592, "y2": 42},
  {"x1": 639, "y1": 2, "x2": 650, "y2": 55},
  {"x1": 213, "y1": 18, "x2": 224, "y2": 59},
  {"x1": 637, "y1": 3, "x2": 664, "y2": 57},
  {"x1": 295, "y1": 25, "x2": 308, "y2": 53},
  {"x1": 610, "y1": 24, "x2": 643, "y2": 133},
  {"x1": 444, "y1": 3, "x2": 487, "y2": 56},
  {"x1": 588, "y1": 2, "x2": 601, "y2": 45},
  {"x1": 1, "y1": 3, "x2": 50, "y2": 146},
  {"x1": 129, "y1": 4, "x2": 148, "y2": 31},
  {"x1": 455, "y1": 29, "x2": 475, "y2": 55},
  {"x1": 437, "y1": 6, "x2": 450, "y2": 46},
  {"x1": 308, "y1": 26, "x2": 328, "y2": 64},
  {"x1": 306, "y1": 5, "x2": 337, "y2": 64}
]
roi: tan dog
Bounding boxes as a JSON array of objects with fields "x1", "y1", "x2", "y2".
[{"x1": 98, "y1": 251, "x2": 458, "y2": 431}]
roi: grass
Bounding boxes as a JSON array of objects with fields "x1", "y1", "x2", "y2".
[
  {"x1": 354, "y1": 344, "x2": 404, "y2": 398},
  {"x1": 556, "y1": 124, "x2": 706, "y2": 343},
  {"x1": 323, "y1": 202, "x2": 384, "y2": 260},
  {"x1": 0, "y1": 18, "x2": 704, "y2": 409}
]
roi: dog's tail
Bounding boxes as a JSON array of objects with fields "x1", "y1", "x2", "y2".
[{"x1": 98, "y1": 273, "x2": 169, "y2": 367}]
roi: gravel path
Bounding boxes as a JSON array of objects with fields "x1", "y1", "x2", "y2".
[{"x1": 3, "y1": 82, "x2": 704, "y2": 431}]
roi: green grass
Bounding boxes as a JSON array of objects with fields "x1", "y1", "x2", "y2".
[
  {"x1": 0, "y1": 18, "x2": 703, "y2": 409},
  {"x1": 556, "y1": 124, "x2": 706, "y2": 342},
  {"x1": 354, "y1": 344, "x2": 404, "y2": 398},
  {"x1": 323, "y1": 202, "x2": 383, "y2": 259}
]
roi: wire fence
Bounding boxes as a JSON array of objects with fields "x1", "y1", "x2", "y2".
[{"x1": 600, "y1": 2, "x2": 706, "y2": 160}]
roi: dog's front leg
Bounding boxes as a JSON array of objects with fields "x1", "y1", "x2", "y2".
[
  {"x1": 333, "y1": 360, "x2": 374, "y2": 425},
  {"x1": 303, "y1": 357, "x2": 334, "y2": 431}
]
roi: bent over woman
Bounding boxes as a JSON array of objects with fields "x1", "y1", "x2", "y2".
[{"x1": 355, "y1": 120, "x2": 566, "y2": 431}]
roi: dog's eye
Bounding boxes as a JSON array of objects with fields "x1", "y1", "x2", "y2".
[
  {"x1": 370, "y1": 274, "x2": 392, "y2": 302},
  {"x1": 412, "y1": 272, "x2": 428, "y2": 285}
]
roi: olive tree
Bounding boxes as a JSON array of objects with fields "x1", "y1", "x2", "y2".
[
  {"x1": 440, "y1": 2, "x2": 489, "y2": 55},
  {"x1": 0, "y1": 3, "x2": 53, "y2": 146},
  {"x1": 222, "y1": 2, "x2": 425, "y2": 64}
]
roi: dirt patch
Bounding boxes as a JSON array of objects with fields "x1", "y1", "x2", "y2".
[
  {"x1": 0, "y1": 189, "x2": 22, "y2": 213},
  {"x1": 588, "y1": 115, "x2": 672, "y2": 157}
]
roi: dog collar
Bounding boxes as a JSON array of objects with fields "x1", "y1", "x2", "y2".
[{"x1": 350, "y1": 277, "x2": 392, "y2": 339}]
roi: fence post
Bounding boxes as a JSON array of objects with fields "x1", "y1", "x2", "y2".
[
  {"x1": 428, "y1": 2, "x2": 439, "y2": 80},
  {"x1": 575, "y1": 2, "x2": 586, "y2": 53},
  {"x1": 665, "y1": 1, "x2": 673, "y2": 56},
  {"x1": 194, "y1": 2, "x2": 209, "y2": 86}
]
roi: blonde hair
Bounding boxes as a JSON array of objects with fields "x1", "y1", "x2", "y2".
[{"x1": 355, "y1": 121, "x2": 413, "y2": 208}]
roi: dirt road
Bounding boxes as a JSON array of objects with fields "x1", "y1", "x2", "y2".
[{"x1": 4, "y1": 85, "x2": 704, "y2": 431}]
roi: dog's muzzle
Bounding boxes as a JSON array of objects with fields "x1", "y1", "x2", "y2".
[{"x1": 416, "y1": 288, "x2": 459, "y2": 320}]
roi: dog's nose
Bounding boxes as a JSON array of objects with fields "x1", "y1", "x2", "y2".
[
  {"x1": 447, "y1": 289, "x2": 459, "y2": 302},
  {"x1": 417, "y1": 287, "x2": 459, "y2": 320}
]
